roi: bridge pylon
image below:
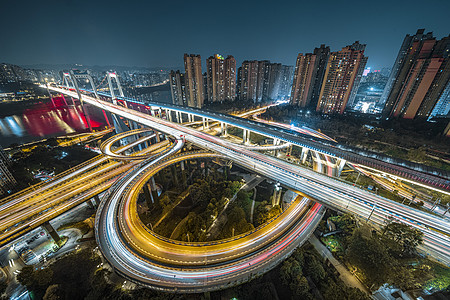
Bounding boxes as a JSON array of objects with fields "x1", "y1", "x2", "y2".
[
  {"x1": 106, "y1": 72, "x2": 125, "y2": 106},
  {"x1": 68, "y1": 70, "x2": 93, "y2": 132}
]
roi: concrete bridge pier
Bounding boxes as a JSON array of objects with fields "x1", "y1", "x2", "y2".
[
  {"x1": 42, "y1": 221, "x2": 60, "y2": 244},
  {"x1": 273, "y1": 138, "x2": 281, "y2": 156},
  {"x1": 300, "y1": 147, "x2": 309, "y2": 164},
  {"x1": 286, "y1": 144, "x2": 293, "y2": 156},
  {"x1": 143, "y1": 183, "x2": 153, "y2": 205},
  {"x1": 272, "y1": 183, "x2": 282, "y2": 207},
  {"x1": 180, "y1": 161, "x2": 187, "y2": 188},
  {"x1": 166, "y1": 109, "x2": 173, "y2": 122},
  {"x1": 243, "y1": 129, "x2": 250, "y2": 145},
  {"x1": 220, "y1": 122, "x2": 228, "y2": 137},
  {"x1": 336, "y1": 158, "x2": 346, "y2": 176},
  {"x1": 89, "y1": 194, "x2": 100, "y2": 209},
  {"x1": 312, "y1": 151, "x2": 325, "y2": 174}
]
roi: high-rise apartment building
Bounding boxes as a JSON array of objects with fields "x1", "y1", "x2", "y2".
[
  {"x1": 429, "y1": 81, "x2": 450, "y2": 118},
  {"x1": 184, "y1": 54, "x2": 204, "y2": 108},
  {"x1": 380, "y1": 29, "x2": 431, "y2": 108},
  {"x1": 224, "y1": 55, "x2": 236, "y2": 101},
  {"x1": 169, "y1": 70, "x2": 186, "y2": 106},
  {"x1": 237, "y1": 60, "x2": 259, "y2": 101},
  {"x1": 290, "y1": 45, "x2": 330, "y2": 108},
  {"x1": 316, "y1": 42, "x2": 368, "y2": 114},
  {"x1": 381, "y1": 30, "x2": 450, "y2": 119},
  {"x1": 238, "y1": 60, "x2": 291, "y2": 102},
  {"x1": 266, "y1": 63, "x2": 282, "y2": 100},
  {"x1": 206, "y1": 54, "x2": 236, "y2": 102},
  {"x1": 278, "y1": 65, "x2": 294, "y2": 100}
]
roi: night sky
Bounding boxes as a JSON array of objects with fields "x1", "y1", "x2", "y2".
[{"x1": 1, "y1": 0, "x2": 449, "y2": 70}]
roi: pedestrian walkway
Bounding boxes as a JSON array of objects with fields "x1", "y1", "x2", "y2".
[{"x1": 309, "y1": 235, "x2": 369, "y2": 294}]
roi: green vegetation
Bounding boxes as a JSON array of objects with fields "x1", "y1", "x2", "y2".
[
  {"x1": 175, "y1": 178, "x2": 242, "y2": 241},
  {"x1": 0, "y1": 280, "x2": 7, "y2": 300},
  {"x1": 278, "y1": 243, "x2": 370, "y2": 300},
  {"x1": 17, "y1": 248, "x2": 190, "y2": 300},
  {"x1": 254, "y1": 201, "x2": 282, "y2": 227},
  {"x1": 6, "y1": 144, "x2": 97, "y2": 195},
  {"x1": 320, "y1": 213, "x2": 450, "y2": 295}
]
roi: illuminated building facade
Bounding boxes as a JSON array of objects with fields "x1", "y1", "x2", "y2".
[
  {"x1": 290, "y1": 44, "x2": 330, "y2": 108},
  {"x1": 381, "y1": 30, "x2": 450, "y2": 119},
  {"x1": 184, "y1": 54, "x2": 204, "y2": 108},
  {"x1": 316, "y1": 42, "x2": 368, "y2": 114},
  {"x1": 206, "y1": 54, "x2": 236, "y2": 102},
  {"x1": 169, "y1": 70, "x2": 186, "y2": 106}
]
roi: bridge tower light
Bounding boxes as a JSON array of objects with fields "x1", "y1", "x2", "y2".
[{"x1": 107, "y1": 72, "x2": 125, "y2": 106}]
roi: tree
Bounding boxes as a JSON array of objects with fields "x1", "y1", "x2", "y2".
[
  {"x1": 332, "y1": 214, "x2": 357, "y2": 234},
  {"x1": 347, "y1": 228, "x2": 394, "y2": 287},
  {"x1": 290, "y1": 275, "x2": 312, "y2": 299},
  {"x1": 382, "y1": 222, "x2": 423, "y2": 258},
  {"x1": 280, "y1": 257, "x2": 303, "y2": 285},
  {"x1": 0, "y1": 281, "x2": 7, "y2": 296},
  {"x1": 43, "y1": 284, "x2": 63, "y2": 300},
  {"x1": 16, "y1": 265, "x2": 36, "y2": 289},
  {"x1": 17, "y1": 265, "x2": 53, "y2": 298},
  {"x1": 304, "y1": 255, "x2": 326, "y2": 283}
]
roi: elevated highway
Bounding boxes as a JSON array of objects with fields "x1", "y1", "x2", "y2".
[
  {"x1": 0, "y1": 134, "x2": 179, "y2": 248},
  {"x1": 48, "y1": 85, "x2": 450, "y2": 264},
  {"x1": 85, "y1": 87, "x2": 449, "y2": 193},
  {"x1": 96, "y1": 149, "x2": 324, "y2": 292}
]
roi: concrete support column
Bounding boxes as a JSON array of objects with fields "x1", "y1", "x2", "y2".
[
  {"x1": 243, "y1": 129, "x2": 250, "y2": 145},
  {"x1": 300, "y1": 147, "x2": 309, "y2": 164},
  {"x1": 272, "y1": 184, "x2": 281, "y2": 207},
  {"x1": 180, "y1": 161, "x2": 187, "y2": 188},
  {"x1": 273, "y1": 138, "x2": 280, "y2": 156},
  {"x1": 155, "y1": 131, "x2": 161, "y2": 143},
  {"x1": 149, "y1": 177, "x2": 157, "y2": 191},
  {"x1": 150, "y1": 110, "x2": 155, "y2": 117},
  {"x1": 90, "y1": 194, "x2": 100, "y2": 208},
  {"x1": 167, "y1": 109, "x2": 172, "y2": 122},
  {"x1": 158, "y1": 108, "x2": 162, "y2": 118},
  {"x1": 286, "y1": 144, "x2": 293, "y2": 156},
  {"x1": 206, "y1": 118, "x2": 209, "y2": 129},
  {"x1": 170, "y1": 165, "x2": 179, "y2": 187},
  {"x1": 202, "y1": 117, "x2": 206, "y2": 130},
  {"x1": 312, "y1": 151, "x2": 324, "y2": 174},
  {"x1": 43, "y1": 222, "x2": 60, "y2": 244},
  {"x1": 143, "y1": 183, "x2": 153, "y2": 205},
  {"x1": 336, "y1": 158, "x2": 346, "y2": 176}
]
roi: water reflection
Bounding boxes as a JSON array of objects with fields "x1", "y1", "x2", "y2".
[{"x1": 0, "y1": 97, "x2": 105, "y2": 146}]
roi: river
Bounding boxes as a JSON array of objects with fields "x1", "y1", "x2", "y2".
[{"x1": 0, "y1": 97, "x2": 107, "y2": 147}]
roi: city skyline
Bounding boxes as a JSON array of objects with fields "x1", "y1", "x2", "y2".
[{"x1": 1, "y1": 0, "x2": 449, "y2": 70}]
